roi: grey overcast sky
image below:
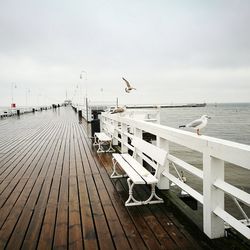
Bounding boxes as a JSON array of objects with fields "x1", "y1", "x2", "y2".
[{"x1": 0, "y1": 0, "x2": 250, "y2": 106}]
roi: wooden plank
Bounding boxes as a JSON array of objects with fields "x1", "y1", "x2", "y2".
[
  {"x1": 21, "y1": 123, "x2": 66, "y2": 249},
  {"x1": 69, "y1": 196, "x2": 84, "y2": 249},
  {"x1": 214, "y1": 179, "x2": 250, "y2": 206},
  {"x1": 3, "y1": 122, "x2": 64, "y2": 249},
  {"x1": 77, "y1": 125, "x2": 100, "y2": 175},
  {"x1": 0, "y1": 121, "x2": 57, "y2": 192},
  {"x1": 68, "y1": 125, "x2": 83, "y2": 249},
  {"x1": 77, "y1": 175, "x2": 98, "y2": 249},
  {"x1": 73, "y1": 124, "x2": 98, "y2": 249},
  {"x1": 86, "y1": 174, "x2": 115, "y2": 249},
  {"x1": 116, "y1": 179, "x2": 168, "y2": 250},
  {"x1": 37, "y1": 121, "x2": 68, "y2": 249},
  {"x1": 0, "y1": 118, "x2": 53, "y2": 174},
  {"x1": 93, "y1": 173, "x2": 131, "y2": 249},
  {"x1": 0, "y1": 122, "x2": 61, "y2": 210},
  {"x1": 100, "y1": 170, "x2": 147, "y2": 250},
  {"x1": 53, "y1": 123, "x2": 70, "y2": 249}
]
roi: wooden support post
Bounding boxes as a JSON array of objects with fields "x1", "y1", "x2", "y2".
[
  {"x1": 86, "y1": 97, "x2": 89, "y2": 122},
  {"x1": 156, "y1": 137, "x2": 169, "y2": 190},
  {"x1": 203, "y1": 153, "x2": 225, "y2": 238},
  {"x1": 134, "y1": 128, "x2": 143, "y2": 164},
  {"x1": 121, "y1": 123, "x2": 128, "y2": 153},
  {"x1": 156, "y1": 106, "x2": 161, "y2": 124},
  {"x1": 112, "y1": 120, "x2": 119, "y2": 146}
]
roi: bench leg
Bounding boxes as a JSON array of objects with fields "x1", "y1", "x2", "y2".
[
  {"x1": 106, "y1": 140, "x2": 115, "y2": 153},
  {"x1": 143, "y1": 184, "x2": 164, "y2": 205},
  {"x1": 93, "y1": 134, "x2": 98, "y2": 146},
  {"x1": 95, "y1": 139, "x2": 114, "y2": 153},
  {"x1": 97, "y1": 141, "x2": 106, "y2": 153},
  {"x1": 125, "y1": 178, "x2": 142, "y2": 206},
  {"x1": 110, "y1": 158, "x2": 125, "y2": 178},
  {"x1": 125, "y1": 182, "x2": 164, "y2": 206}
]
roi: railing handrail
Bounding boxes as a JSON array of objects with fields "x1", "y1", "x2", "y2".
[{"x1": 103, "y1": 113, "x2": 250, "y2": 170}]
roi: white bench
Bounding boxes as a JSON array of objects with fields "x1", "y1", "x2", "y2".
[
  {"x1": 111, "y1": 137, "x2": 168, "y2": 206},
  {"x1": 93, "y1": 124, "x2": 115, "y2": 153}
]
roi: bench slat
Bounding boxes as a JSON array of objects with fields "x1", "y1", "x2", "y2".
[
  {"x1": 112, "y1": 154, "x2": 145, "y2": 184},
  {"x1": 95, "y1": 132, "x2": 112, "y2": 141},
  {"x1": 132, "y1": 138, "x2": 167, "y2": 166},
  {"x1": 121, "y1": 154, "x2": 158, "y2": 184}
]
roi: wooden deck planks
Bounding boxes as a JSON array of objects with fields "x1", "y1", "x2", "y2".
[{"x1": 0, "y1": 107, "x2": 205, "y2": 249}]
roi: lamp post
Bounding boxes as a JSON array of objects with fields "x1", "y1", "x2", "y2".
[
  {"x1": 26, "y1": 88, "x2": 30, "y2": 107},
  {"x1": 80, "y1": 70, "x2": 88, "y2": 121},
  {"x1": 11, "y1": 83, "x2": 17, "y2": 108},
  {"x1": 80, "y1": 70, "x2": 87, "y2": 98}
]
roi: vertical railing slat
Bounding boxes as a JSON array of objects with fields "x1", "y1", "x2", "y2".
[
  {"x1": 203, "y1": 153, "x2": 225, "y2": 238},
  {"x1": 134, "y1": 128, "x2": 143, "y2": 164},
  {"x1": 156, "y1": 137, "x2": 170, "y2": 190},
  {"x1": 121, "y1": 123, "x2": 128, "y2": 153}
]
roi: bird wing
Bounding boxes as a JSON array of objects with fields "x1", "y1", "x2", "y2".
[
  {"x1": 122, "y1": 77, "x2": 131, "y2": 88},
  {"x1": 187, "y1": 119, "x2": 203, "y2": 128}
]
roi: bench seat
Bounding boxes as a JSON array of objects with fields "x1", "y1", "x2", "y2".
[
  {"x1": 112, "y1": 154, "x2": 145, "y2": 184},
  {"x1": 93, "y1": 124, "x2": 115, "y2": 153},
  {"x1": 121, "y1": 154, "x2": 158, "y2": 184},
  {"x1": 95, "y1": 132, "x2": 112, "y2": 142}
]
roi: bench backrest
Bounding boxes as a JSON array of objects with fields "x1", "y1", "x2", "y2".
[
  {"x1": 105, "y1": 123, "x2": 115, "y2": 137},
  {"x1": 131, "y1": 137, "x2": 167, "y2": 170}
]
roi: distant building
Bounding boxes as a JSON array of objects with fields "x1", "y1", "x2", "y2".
[{"x1": 64, "y1": 99, "x2": 72, "y2": 106}]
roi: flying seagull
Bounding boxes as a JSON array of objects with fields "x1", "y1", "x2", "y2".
[
  {"x1": 122, "y1": 77, "x2": 136, "y2": 93},
  {"x1": 179, "y1": 115, "x2": 211, "y2": 135},
  {"x1": 111, "y1": 106, "x2": 126, "y2": 114}
]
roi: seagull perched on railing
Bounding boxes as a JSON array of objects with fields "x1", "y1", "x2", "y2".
[
  {"x1": 111, "y1": 106, "x2": 126, "y2": 114},
  {"x1": 179, "y1": 115, "x2": 211, "y2": 135},
  {"x1": 122, "y1": 77, "x2": 136, "y2": 93}
]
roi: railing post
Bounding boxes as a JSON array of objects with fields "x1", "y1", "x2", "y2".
[
  {"x1": 156, "y1": 137, "x2": 170, "y2": 189},
  {"x1": 156, "y1": 106, "x2": 161, "y2": 124},
  {"x1": 86, "y1": 97, "x2": 89, "y2": 122},
  {"x1": 134, "y1": 128, "x2": 143, "y2": 164},
  {"x1": 100, "y1": 115, "x2": 105, "y2": 132},
  {"x1": 121, "y1": 122, "x2": 128, "y2": 153},
  {"x1": 203, "y1": 152, "x2": 225, "y2": 238},
  {"x1": 112, "y1": 120, "x2": 119, "y2": 146}
]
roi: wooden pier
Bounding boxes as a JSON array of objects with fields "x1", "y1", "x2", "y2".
[{"x1": 0, "y1": 107, "x2": 233, "y2": 249}]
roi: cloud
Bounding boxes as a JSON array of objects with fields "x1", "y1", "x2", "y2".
[{"x1": 1, "y1": 0, "x2": 250, "y2": 106}]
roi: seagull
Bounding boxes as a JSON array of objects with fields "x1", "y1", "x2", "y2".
[
  {"x1": 122, "y1": 77, "x2": 136, "y2": 93},
  {"x1": 111, "y1": 106, "x2": 126, "y2": 114},
  {"x1": 179, "y1": 115, "x2": 211, "y2": 135}
]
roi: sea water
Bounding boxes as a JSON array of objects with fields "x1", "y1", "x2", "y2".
[
  {"x1": 160, "y1": 103, "x2": 250, "y2": 145},
  {"x1": 160, "y1": 103, "x2": 250, "y2": 218}
]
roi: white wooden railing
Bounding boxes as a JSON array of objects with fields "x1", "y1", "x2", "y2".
[
  {"x1": 0, "y1": 106, "x2": 52, "y2": 118},
  {"x1": 101, "y1": 112, "x2": 250, "y2": 240}
]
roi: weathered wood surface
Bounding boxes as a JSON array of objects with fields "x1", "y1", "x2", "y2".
[{"x1": 0, "y1": 107, "x2": 206, "y2": 249}]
